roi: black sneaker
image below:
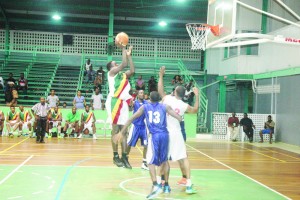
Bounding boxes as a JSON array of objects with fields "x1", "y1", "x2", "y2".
[
  {"x1": 113, "y1": 156, "x2": 124, "y2": 167},
  {"x1": 122, "y1": 157, "x2": 132, "y2": 169}
]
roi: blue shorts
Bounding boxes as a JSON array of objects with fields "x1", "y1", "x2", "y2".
[
  {"x1": 180, "y1": 121, "x2": 186, "y2": 142},
  {"x1": 262, "y1": 129, "x2": 273, "y2": 134},
  {"x1": 127, "y1": 124, "x2": 148, "y2": 147},
  {"x1": 146, "y1": 133, "x2": 169, "y2": 166}
]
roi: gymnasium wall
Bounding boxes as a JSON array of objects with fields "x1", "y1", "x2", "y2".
[
  {"x1": 254, "y1": 75, "x2": 300, "y2": 146},
  {"x1": 236, "y1": 0, "x2": 262, "y2": 31}
]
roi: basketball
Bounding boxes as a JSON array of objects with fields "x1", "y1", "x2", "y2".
[{"x1": 115, "y1": 32, "x2": 129, "y2": 47}]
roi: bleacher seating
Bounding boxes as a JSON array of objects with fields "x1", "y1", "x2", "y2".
[{"x1": 51, "y1": 66, "x2": 81, "y2": 106}]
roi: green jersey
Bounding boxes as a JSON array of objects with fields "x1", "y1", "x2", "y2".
[{"x1": 66, "y1": 112, "x2": 80, "y2": 123}]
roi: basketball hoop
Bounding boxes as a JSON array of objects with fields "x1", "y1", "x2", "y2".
[{"x1": 186, "y1": 23, "x2": 220, "y2": 51}]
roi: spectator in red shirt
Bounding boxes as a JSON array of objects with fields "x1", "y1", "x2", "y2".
[{"x1": 228, "y1": 112, "x2": 239, "y2": 142}]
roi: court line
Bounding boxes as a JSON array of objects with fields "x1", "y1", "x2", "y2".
[
  {"x1": 0, "y1": 138, "x2": 29, "y2": 154},
  {"x1": 136, "y1": 145, "x2": 143, "y2": 155},
  {"x1": 259, "y1": 147, "x2": 300, "y2": 161},
  {"x1": 232, "y1": 144, "x2": 286, "y2": 163},
  {"x1": 186, "y1": 144, "x2": 292, "y2": 200},
  {"x1": 54, "y1": 157, "x2": 92, "y2": 200},
  {"x1": 0, "y1": 155, "x2": 33, "y2": 185}
]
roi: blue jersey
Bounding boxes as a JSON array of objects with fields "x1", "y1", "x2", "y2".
[
  {"x1": 132, "y1": 100, "x2": 147, "y2": 126},
  {"x1": 143, "y1": 103, "x2": 168, "y2": 135}
]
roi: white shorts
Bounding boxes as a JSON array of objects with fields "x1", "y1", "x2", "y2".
[
  {"x1": 105, "y1": 96, "x2": 129, "y2": 125},
  {"x1": 21, "y1": 121, "x2": 32, "y2": 130},
  {"x1": 83, "y1": 122, "x2": 93, "y2": 133},
  {"x1": 50, "y1": 121, "x2": 61, "y2": 127},
  {"x1": 7, "y1": 120, "x2": 19, "y2": 128},
  {"x1": 167, "y1": 127, "x2": 187, "y2": 161}
]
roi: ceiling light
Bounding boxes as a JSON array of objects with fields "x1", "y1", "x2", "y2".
[
  {"x1": 159, "y1": 21, "x2": 167, "y2": 27},
  {"x1": 52, "y1": 14, "x2": 61, "y2": 20}
]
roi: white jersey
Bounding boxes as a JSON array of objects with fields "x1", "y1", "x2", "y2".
[
  {"x1": 85, "y1": 63, "x2": 92, "y2": 71},
  {"x1": 163, "y1": 95, "x2": 188, "y2": 130},
  {"x1": 163, "y1": 95, "x2": 188, "y2": 161}
]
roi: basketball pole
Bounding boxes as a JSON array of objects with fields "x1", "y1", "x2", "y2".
[
  {"x1": 273, "y1": 0, "x2": 300, "y2": 21},
  {"x1": 236, "y1": 0, "x2": 300, "y2": 29}
]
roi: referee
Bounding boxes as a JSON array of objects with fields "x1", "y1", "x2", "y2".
[{"x1": 32, "y1": 97, "x2": 50, "y2": 143}]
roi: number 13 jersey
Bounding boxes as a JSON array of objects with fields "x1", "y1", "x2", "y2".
[{"x1": 143, "y1": 102, "x2": 168, "y2": 135}]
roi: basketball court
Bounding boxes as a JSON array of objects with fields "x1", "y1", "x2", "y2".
[
  {"x1": 1, "y1": 0, "x2": 300, "y2": 199},
  {"x1": 1, "y1": 137, "x2": 299, "y2": 200}
]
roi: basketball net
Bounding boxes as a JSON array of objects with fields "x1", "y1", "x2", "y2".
[{"x1": 186, "y1": 23, "x2": 220, "y2": 51}]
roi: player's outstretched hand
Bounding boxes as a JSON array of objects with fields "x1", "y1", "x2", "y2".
[
  {"x1": 112, "y1": 132, "x2": 123, "y2": 144},
  {"x1": 193, "y1": 87, "x2": 199, "y2": 96},
  {"x1": 159, "y1": 66, "x2": 165, "y2": 77},
  {"x1": 126, "y1": 46, "x2": 133, "y2": 56}
]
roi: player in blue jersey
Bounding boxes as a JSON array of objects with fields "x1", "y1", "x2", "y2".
[
  {"x1": 115, "y1": 91, "x2": 182, "y2": 200},
  {"x1": 127, "y1": 90, "x2": 149, "y2": 170}
]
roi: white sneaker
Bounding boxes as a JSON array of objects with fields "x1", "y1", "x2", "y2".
[
  {"x1": 141, "y1": 162, "x2": 149, "y2": 170},
  {"x1": 93, "y1": 134, "x2": 97, "y2": 140},
  {"x1": 77, "y1": 134, "x2": 82, "y2": 139}
]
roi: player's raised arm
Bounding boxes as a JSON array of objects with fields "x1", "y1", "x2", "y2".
[
  {"x1": 113, "y1": 105, "x2": 145, "y2": 144},
  {"x1": 166, "y1": 105, "x2": 182, "y2": 122},
  {"x1": 109, "y1": 47, "x2": 128, "y2": 76},
  {"x1": 158, "y1": 66, "x2": 166, "y2": 98},
  {"x1": 186, "y1": 87, "x2": 199, "y2": 113},
  {"x1": 125, "y1": 46, "x2": 135, "y2": 78}
]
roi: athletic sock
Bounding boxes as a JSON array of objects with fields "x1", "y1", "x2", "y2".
[
  {"x1": 164, "y1": 182, "x2": 169, "y2": 186},
  {"x1": 156, "y1": 176, "x2": 162, "y2": 184},
  {"x1": 153, "y1": 181, "x2": 158, "y2": 186},
  {"x1": 57, "y1": 126, "x2": 61, "y2": 134},
  {"x1": 186, "y1": 179, "x2": 192, "y2": 187},
  {"x1": 143, "y1": 158, "x2": 147, "y2": 163},
  {"x1": 113, "y1": 152, "x2": 119, "y2": 158},
  {"x1": 122, "y1": 153, "x2": 127, "y2": 159},
  {"x1": 161, "y1": 175, "x2": 165, "y2": 181},
  {"x1": 183, "y1": 175, "x2": 187, "y2": 178}
]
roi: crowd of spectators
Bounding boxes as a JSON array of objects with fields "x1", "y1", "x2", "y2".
[{"x1": 1, "y1": 60, "x2": 195, "y2": 110}]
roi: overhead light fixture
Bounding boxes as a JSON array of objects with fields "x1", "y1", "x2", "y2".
[
  {"x1": 52, "y1": 14, "x2": 61, "y2": 20},
  {"x1": 159, "y1": 21, "x2": 167, "y2": 27}
]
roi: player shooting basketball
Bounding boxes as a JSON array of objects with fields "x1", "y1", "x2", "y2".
[{"x1": 105, "y1": 36, "x2": 135, "y2": 169}]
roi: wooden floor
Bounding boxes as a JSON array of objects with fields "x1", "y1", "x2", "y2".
[{"x1": 0, "y1": 137, "x2": 299, "y2": 200}]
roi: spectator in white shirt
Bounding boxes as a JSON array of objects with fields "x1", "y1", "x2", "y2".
[
  {"x1": 0, "y1": 75, "x2": 4, "y2": 89},
  {"x1": 47, "y1": 89, "x2": 60, "y2": 108},
  {"x1": 84, "y1": 59, "x2": 92, "y2": 76},
  {"x1": 90, "y1": 87, "x2": 103, "y2": 110}
]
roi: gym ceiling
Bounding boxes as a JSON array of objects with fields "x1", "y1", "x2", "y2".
[{"x1": 0, "y1": 0, "x2": 208, "y2": 39}]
